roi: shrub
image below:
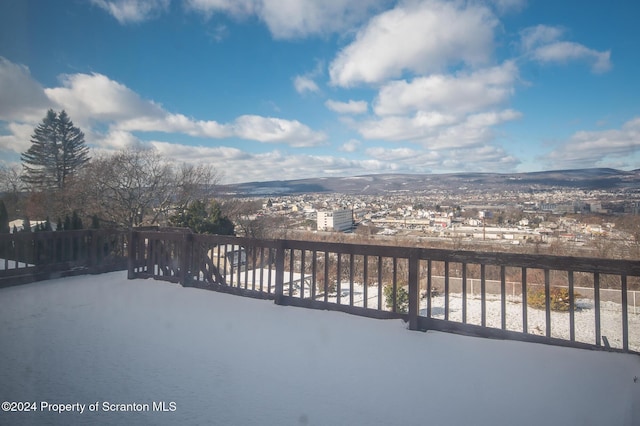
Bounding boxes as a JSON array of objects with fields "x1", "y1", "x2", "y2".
[
  {"x1": 384, "y1": 284, "x2": 409, "y2": 313},
  {"x1": 527, "y1": 287, "x2": 580, "y2": 312}
]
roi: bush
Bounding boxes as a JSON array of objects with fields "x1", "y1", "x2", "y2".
[
  {"x1": 527, "y1": 287, "x2": 580, "y2": 312},
  {"x1": 384, "y1": 284, "x2": 409, "y2": 313},
  {"x1": 169, "y1": 200, "x2": 234, "y2": 235}
]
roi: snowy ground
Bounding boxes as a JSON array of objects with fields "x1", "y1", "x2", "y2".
[
  {"x1": 1, "y1": 271, "x2": 639, "y2": 425},
  {"x1": 0, "y1": 259, "x2": 32, "y2": 270},
  {"x1": 306, "y1": 282, "x2": 640, "y2": 352}
]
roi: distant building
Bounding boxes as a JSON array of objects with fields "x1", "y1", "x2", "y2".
[{"x1": 317, "y1": 209, "x2": 353, "y2": 232}]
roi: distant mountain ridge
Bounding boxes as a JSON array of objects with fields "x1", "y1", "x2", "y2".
[{"x1": 221, "y1": 168, "x2": 640, "y2": 196}]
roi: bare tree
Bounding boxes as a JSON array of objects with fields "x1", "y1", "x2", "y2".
[
  {"x1": 220, "y1": 198, "x2": 275, "y2": 238},
  {"x1": 74, "y1": 147, "x2": 222, "y2": 229},
  {"x1": 174, "y1": 163, "x2": 221, "y2": 211},
  {"x1": 79, "y1": 147, "x2": 174, "y2": 228},
  {"x1": 0, "y1": 165, "x2": 26, "y2": 219}
]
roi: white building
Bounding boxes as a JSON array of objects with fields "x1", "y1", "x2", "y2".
[{"x1": 317, "y1": 209, "x2": 353, "y2": 232}]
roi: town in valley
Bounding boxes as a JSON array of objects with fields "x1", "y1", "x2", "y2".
[{"x1": 220, "y1": 168, "x2": 640, "y2": 259}]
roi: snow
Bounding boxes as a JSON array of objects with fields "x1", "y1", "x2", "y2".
[
  {"x1": 8, "y1": 219, "x2": 50, "y2": 233},
  {"x1": 0, "y1": 259, "x2": 33, "y2": 270},
  {"x1": 0, "y1": 271, "x2": 639, "y2": 425},
  {"x1": 300, "y1": 281, "x2": 640, "y2": 352}
]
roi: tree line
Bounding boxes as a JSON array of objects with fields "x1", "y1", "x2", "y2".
[{"x1": 0, "y1": 109, "x2": 239, "y2": 234}]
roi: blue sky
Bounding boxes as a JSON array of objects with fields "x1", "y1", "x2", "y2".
[{"x1": 1, "y1": 0, "x2": 639, "y2": 184}]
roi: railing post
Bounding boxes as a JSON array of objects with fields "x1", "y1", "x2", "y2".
[
  {"x1": 180, "y1": 231, "x2": 193, "y2": 287},
  {"x1": 90, "y1": 229, "x2": 98, "y2": 270},
  {"x1": 274, "y1": 240, "x2": 285, "y2": 305},
  {"x1": 127, "y1": 229, "x2": 138, "y2": 280},
  {"x1": 408, "y1": 251, "x2": 419, "y2": 331}
]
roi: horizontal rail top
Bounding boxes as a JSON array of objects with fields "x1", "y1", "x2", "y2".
[{"x1": 276, "y1": 238, "x2": 639, "y2": 277}]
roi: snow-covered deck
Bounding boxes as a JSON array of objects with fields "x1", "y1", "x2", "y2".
[{"x1": 0, "y1": 271, "x2": 638, "y2": 425}]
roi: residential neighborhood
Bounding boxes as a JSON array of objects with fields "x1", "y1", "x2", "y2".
[{"x1": 239, "y1": 185, "x2": 640, "y2": 258}]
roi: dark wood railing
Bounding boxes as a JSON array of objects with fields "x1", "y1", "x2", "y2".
[
  {"x1": 0, "y1": 229, "x2": 129, "y2": 286},
  {"x1": 129, "y1": 228, "x2": 640, "y2": 355}
]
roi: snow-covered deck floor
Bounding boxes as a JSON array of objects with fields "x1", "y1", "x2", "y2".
[{"x1": 0, "y1": 271, "x2": 638, "y2": 425}]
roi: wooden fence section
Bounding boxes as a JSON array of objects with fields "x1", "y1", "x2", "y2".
[
  {"x1": 128, "y1": 228, "x2": 640, "y2": 354},
  {"x1": 0, "y1": 229, "x2": 129, "y2": 287}
]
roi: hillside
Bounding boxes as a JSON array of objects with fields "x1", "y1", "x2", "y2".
[{"x1": 222, "y1": 168, "x2": 640, "y2": 196}]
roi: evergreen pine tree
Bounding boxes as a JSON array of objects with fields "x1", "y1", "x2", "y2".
[
  {"x1": 21, "y1": 110, "x2": 57, "y2": 190},
  {"x1": 57, "y1": 111, "x2": 90, "y2": 187},
  {"x1": 71, "y1": 211, "x2": 83, "y2": 230},
  {"x1": 21, "y1": 109, "x2": 90, "y2": 191},
  {"x1": 44, "y1": 216, "x2": 53, "y2": 232},
  {"x1": 64, "y1": 215, "x2": 71, "y2": 231},
  {"x1": 56, "y1": 217, "x2": 63, "y2": 231},
  {"x1": 0, "y1": 200, "x2": 9, "y2": 233},
  {"x1": 168, "y1": 200, "x2": 235, "y2": 235}
]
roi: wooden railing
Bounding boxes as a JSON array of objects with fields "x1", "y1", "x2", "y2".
[
  {"x1": 126, "y1": 227, "x2": 639, "y2": 354},
  {"x1": 0, "y1": 229, "x2": 129, "y2": 286}
]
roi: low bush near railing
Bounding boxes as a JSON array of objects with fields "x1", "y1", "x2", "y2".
[
  {"x1": 527, "y1": 287, "x2": 581, "y2": 312},
  {"x1": 384, "y1": 284, "x2": 409, "y2": 313}
]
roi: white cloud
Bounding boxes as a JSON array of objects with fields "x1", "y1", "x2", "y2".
[
  {"x1": 442, "y1": 145, "x2": 520, "y2": 171},
  {"x1": 104, "y1": 131, "x2": 522, "y2": 181},
  {"x1": 533, "y1": 42, "x2": 612, "y2": 74},
  {"x1": 0, "y1": 57, "x2": 52, "y2": 122},
  {"x1": 329, "y1": 0, "x2": 498, "y2": 87},
  {"x1": 185, "y1": 0, "x2": 388, "y2": 39},
  {"x1": 465, "y1": 109, "x2": 521, "y2": 127},
  {"x1": 0, "y1": 122, "x2": 35, "y2": 153},
  {"x1": 144, "y1": 142, "x2": 397, "y2": 183},
  {"x1": 353, "y1": 112, "x2": 456, "y2": 142},
  {"x1": 355, "y1": 109, "x2": 520, "y2": 149},
  {"x1": 519, "y1": 25, "x2": 564, "y2": 51},
  {"x1": 45, "y1": 72, "x2": 163, "y2": 127},
  {"x1": 185, "y1": 0, "x2": 254, "y2": 17},
  {"x1": 232, "y1": 115, "x2": 326, "y2": 147},
  {"x1": 151, "y1": 141, "x2": 250, "y2": 162},
  {"x1": 544, "y1": 118, "x2": 640, "y2": 169},
  {"x1": 425, "y1": 110, "x2": 521, "y2": 149},
  {"x1": 43, "y1": 71, "x2": 325, "y2": 147},
  {"x1": 116, "y1": 114, "x2": 232, "y2": 138},
  {"x1": 374, "y1": 61, "x2": 518, "y2": 116},
  {"x1": 293, "y1": 75, "x2": 320, "y2": 94},
  {"x1": 92, "y1": 129, "x2": 143, "y2": 150},
  {"x1": 364, "y1": 144, "x2": 519, "y2": 173},
  {"x1": 366, "y1": 146, "x2": 432, "y2": 162},
  {"x1": 339, "y1": 139, "x2": 361, "y2": 152},
  {"x1": 325, "y1": 99, "x2": 368, "y2": 115},
  {"x1": 0, "y1": 59, "x2": 326, "y2": 155},
  {"x1": 520, "y1": 25, "x2": 612, "y2": 73},
  {"x1": 91, "y1": 0, "x2": 170, "y2": 24}
]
